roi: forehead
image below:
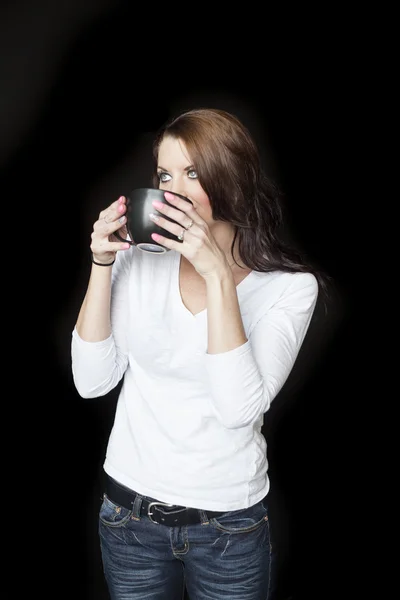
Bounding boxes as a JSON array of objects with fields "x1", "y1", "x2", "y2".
[{"x1": 157, "y1": 136, "x2": 192, "y2": 168}]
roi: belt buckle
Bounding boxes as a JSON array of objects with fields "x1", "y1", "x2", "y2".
[{"x1": 147, "y1": 501, "x2": 174, "y2": 524}]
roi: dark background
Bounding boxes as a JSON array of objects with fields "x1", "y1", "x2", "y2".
[{"x1": 2, "y1": 2, "x2": 360, "y2": 599}]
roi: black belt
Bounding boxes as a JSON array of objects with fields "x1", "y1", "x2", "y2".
[{"x1": 104, "y1": 474, "x2": 226, "y2": 526}]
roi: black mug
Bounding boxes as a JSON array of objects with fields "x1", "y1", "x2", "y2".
[{"x1": 114, "y1": 188, "x2": 192, "y2": 254}]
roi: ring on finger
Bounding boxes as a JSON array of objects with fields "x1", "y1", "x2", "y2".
[
  {"x1": 185, "y1": 219, "x2": 194, "y2": 230},
  {"x1": 178, "y1": 229, "x2": 185, "y2": 241}
]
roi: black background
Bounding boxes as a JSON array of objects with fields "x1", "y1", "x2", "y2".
[{"x1": 1, "y1": 2, "x2": 360, "y2": 599}]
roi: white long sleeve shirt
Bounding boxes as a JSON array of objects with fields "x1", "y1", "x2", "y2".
[{"x1": 71, "y1": 247, "x2": 318, "y2": 511}]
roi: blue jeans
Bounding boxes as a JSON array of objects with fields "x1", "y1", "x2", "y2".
[{"x1": 99, "y1": 491, "x2": 274, "y2": 599}]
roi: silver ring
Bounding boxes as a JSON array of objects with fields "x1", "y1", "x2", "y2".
[
  {"x1": 178, "y1": 229, "x2": 185, "y2": 241},
  {"x1": 186, "y1": 219, "x2": 194, "y2": 229}
]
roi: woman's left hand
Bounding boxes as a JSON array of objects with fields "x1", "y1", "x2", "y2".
[{"x1": 150, "y1": 192, "x2": 229, "y2": 278}]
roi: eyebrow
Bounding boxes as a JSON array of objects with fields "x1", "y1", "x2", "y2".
[{"x1": 157, "y1": 165, "x2": 194, "y2": 172}]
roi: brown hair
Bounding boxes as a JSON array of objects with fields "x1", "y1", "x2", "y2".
[{"x1": 152, "y1": 108, "x2": 331, "y2": 303}]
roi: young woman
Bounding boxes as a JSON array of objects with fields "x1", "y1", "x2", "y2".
[{"x1": 71, "y1": 108, "x2": 328, "y2": 599}]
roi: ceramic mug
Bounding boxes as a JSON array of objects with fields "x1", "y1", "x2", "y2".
[{"x1": 114, "y1": 188, "x2": 192, "y2": 254}]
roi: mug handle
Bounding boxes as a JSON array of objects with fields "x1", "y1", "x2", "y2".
[
  {"x1": 113, "y1": 230, "x2": 134, "y2": 245},
  {"x1": 113, "y1": 196, "x2": 134, "y2": 244}
]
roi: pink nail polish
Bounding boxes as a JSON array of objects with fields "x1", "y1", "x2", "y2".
[{"x1": 152, "y1": 200, "x2": 163, "y2": 208}]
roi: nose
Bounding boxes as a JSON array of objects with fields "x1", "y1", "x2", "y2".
[{"x1": 162, "y1": 180, "x2": 188, "y2": 201}]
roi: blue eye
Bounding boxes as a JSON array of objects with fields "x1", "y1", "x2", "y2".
[
  {"x1": 187, "y1": 169, "x2": 198, "y2": 179},
  {"x1": 158, "y1": 172, "x2": 171, "y2": 182}
]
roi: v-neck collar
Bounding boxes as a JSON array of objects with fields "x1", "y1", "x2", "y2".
[{"x1": 172, "y1": 251, "x2": 254, "y2": 319}]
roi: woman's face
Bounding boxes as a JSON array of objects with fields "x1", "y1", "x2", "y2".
[{"x1": 157, "y1": 135, "x2": 214, "y2": 225}]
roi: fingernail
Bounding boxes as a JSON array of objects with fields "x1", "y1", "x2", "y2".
[
  {"x1": 118, "y1": 216, "x2": 125, "y2": 223},
  {"x1": 149, "y1": 213, "x2": 160, "y2": 221}
]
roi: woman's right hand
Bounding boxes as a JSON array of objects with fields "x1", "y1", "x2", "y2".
[{"x1": 90, "y1": 195, "x2": 131, "y2": 264}]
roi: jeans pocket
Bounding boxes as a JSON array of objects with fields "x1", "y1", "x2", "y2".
[
  {"x1": 99, "y1": 493, "x2": 132, "y2": 527},
  {"x1": 210, "y1": 499, "x2": 269, "y2": 534}
]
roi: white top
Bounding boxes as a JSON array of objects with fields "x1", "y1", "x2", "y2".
[{"x1": 71, "y1": 247, "x2": 318, "y2": 511}]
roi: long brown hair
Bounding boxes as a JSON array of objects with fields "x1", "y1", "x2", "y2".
[{"x1": 152, "y1": 108, "x2": 331, "y2": 305}]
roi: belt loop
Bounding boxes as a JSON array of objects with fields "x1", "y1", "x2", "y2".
[
  {"x1": 198, "y1": 510, "x2": 210, "y2": 525},
  {"x1": 131, "y1": 493, "x2": 144, "y2": 520}
]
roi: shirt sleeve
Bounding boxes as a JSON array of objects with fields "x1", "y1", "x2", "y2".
[
  {"x1": 71, "y1": 249, "x2": 133, "y2": 398},
  {"x1": 203, "y1": 272, "x2": 319, "y2": 429}
]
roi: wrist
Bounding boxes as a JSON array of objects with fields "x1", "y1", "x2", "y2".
[
  {"x1": 203, "y1": 265, "x2": 233, "y2": 286},
  {"x1": 91, "y1": 253, "x2": 115, "y2": 266}
]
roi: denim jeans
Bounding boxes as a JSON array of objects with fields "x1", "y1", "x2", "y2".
[{"x1": 99, "y1": 491, "x2": 274, "y2": 599}]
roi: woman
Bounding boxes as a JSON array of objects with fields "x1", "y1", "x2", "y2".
[{"x1": 71, "y1": 108, "x2": 328, "y2": 599}]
